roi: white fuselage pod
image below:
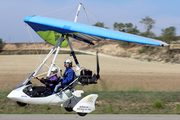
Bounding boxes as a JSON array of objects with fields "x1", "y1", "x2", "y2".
[{"x1": 7, "y1": 85, "x2": 72, "y2": 105}]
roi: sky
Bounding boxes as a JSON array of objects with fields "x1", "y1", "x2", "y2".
[{"x1": 0, "y1": 0, "x2": 180, "y2": 43}]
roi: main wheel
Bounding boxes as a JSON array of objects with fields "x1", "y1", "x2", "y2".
[
  {"x1": 16, "y1": 101, "x2": 27, "y2": 107},
  {"x1": 64, "y1": 107, "x2": 73, "y2": 112},
  {"x1": 77, "y1": 112, "x2": 87, "y2": 116}
]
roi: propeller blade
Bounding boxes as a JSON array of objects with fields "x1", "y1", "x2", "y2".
[{"x1": 96, "y1": 51, "x2": 100, "y2": 79}]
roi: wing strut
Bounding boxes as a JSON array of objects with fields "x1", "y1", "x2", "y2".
[
  {"x1": 66, "y1": 37, "x2": 81, "y2": 73},
  {"x1": 47, "y1": 36, "x2": 64, "y2": 77},
  {"x1": 33, "y1": 35, "x2": 64, "y2": 77},
  {"x1": 33, "y1": 34, "x2": 81, "y2": 77}
]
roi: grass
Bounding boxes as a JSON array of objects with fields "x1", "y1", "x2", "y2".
[
  {"x1": 138, "y1": 46, "x2": 156, "y2": 54},
  {"x1": 139, "y1": 49, "x2": 146, "y2": 54},
  {"x1": 148, "y1": 58, "x2": 152, "y2": 62},
  {"x1": 152, "y1": 100, "x2": 164, "y2": 109},
  {"x1": 2, "y1": 90, "x2": 180, "y2": 114},
  {"x1": 176, "y1": 104, "x2": 180, "y2": 111}
]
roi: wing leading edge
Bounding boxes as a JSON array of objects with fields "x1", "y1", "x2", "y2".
[{"x1": 24, "y1": 15, "x2": 169, "y2": 46}]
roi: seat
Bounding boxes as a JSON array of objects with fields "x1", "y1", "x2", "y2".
[
  {"x1": 63, "y1": 78, "x2": 77, "y2": 93},
  {"x1": 57, "y1": 77, "x2": 62, "y2": 84}
]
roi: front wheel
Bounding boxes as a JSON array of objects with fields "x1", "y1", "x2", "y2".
[
  {"x1": 16, "y1": 101, "x2": 27, "y2": 107},
  {"x1": 64, "y1": 107, "x2": 73, "y2": 112},
  {"x1": 77, "y1": 112, "x2": 87, "y2": 116}
]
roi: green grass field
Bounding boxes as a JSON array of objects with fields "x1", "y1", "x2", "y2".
[{"x1": 2, "y1": 90, "x2": 180, "y2": 114}]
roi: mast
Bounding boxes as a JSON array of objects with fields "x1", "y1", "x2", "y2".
[
  {"x1": 69, "y1": 3, "x2": 82, "y2": 75},
  {"x1": 74, "y1": 3, "x2": 82, "y2": 22}
]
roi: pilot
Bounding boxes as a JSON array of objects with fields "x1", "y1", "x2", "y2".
[
  {"x1": 53, "y1": 59, "x2": 74, "y2": 94},
  {"x1": 30, "y1": 66, "x2": 59, "y2": 97}
]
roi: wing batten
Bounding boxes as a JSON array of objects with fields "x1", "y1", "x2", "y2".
[
  {"x1": 76, "y1": 33, "x2": 104, "y2": 41},
  {"x1": 73, "y1": 35, "x2": 95, "y2": 45}
]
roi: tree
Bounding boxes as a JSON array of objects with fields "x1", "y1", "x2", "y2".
[
  {"x1": 125, "y1": 23, "x2": 140, "y2": 35},
  {"x1": 139, "y1": 16, "x2": 155, "y2": 32},
  {"x1": 113, "y1": 22, "x2": 125, "y2": 32},
  {"x1": 93, "y1": 22, "x2": 109, "y2": 29},
  {"x1": 159, "y1": 26, "x2": 177, "y2": 43},
  {"x1": 113, "y1": 22, "x2": 140, "y2": 35},
  {"x1": 139, "y1": 31, "x2": 156, "y2": 38},
  {"x1": 0, "y1": 38, "x2": 4, "y2": 50},
  {"x1": 139, "y1": 16, "x2": 156, "y2": 38}
]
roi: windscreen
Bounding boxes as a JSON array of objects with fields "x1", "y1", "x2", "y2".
[{"x1": 14, "y1": 72, "x2": 34, "y2": 89}]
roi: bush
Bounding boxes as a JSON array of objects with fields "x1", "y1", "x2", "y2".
[
  {"x1": 152, "y1": 100, "x2": 163, "y2": 109},
  {"x1": 165, "y1": 58, "x2": 170, "y2": 62},
  {"x1": 139, "y1": 49, "x2": 146, "y2": 54},
  {"x1": 0, "y1": 38, "x2": 4, "y2": 50},
  {"x1": 148, "y1": 58, "x2": 151, "y2": 62},
  {"x1": 176, "y1": 104, "x2": 180, "y2": 111},
  {"x1": 106, "y1": 106, "x2": 113, "y2": 113}
]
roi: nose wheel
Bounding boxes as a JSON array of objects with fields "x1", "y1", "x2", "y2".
[
  {"x1": 77, "y1": 112, "x2": 87, "y2": 116},
  {"x1": 64, "y1": 107, "x2": 73, "y2": 112},
  {"x1": 16, "y1": 101, "x2": 27, "y2": 107}
]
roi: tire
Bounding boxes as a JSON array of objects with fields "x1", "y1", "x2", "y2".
[
  {"x1": 77, "y1": 112, "x2": 87, "y2": 116},
  {"x1": 16, "y1": 101, "x2": 27, "y2": 107},
  {"x1": 64, "y1": 107, "x2": 73, "y2": 112}
]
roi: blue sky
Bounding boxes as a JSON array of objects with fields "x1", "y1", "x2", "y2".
[{"x1": 0, "y1": 0, "x2": 180, "y2": 43}]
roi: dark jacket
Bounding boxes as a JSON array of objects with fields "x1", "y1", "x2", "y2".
[{"x1": 61, "y1": 67, "x2": 74, "y2": 87}]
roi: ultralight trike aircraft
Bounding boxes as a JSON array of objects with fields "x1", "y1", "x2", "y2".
[{"x1": 7, "y1": 3, "x2": 169, "y2": 116}]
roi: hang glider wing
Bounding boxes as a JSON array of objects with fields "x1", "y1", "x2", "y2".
[{"x1": 24, "y1": 15, "x2": 169, "y2": 46}]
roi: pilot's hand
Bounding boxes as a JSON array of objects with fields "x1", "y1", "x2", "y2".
[
  {"x1": 40, "y1": 76, "x2": 44, "y2": 80},
  {"x1": 34, "y1": 76, "x2": 38, "y2": 79}
]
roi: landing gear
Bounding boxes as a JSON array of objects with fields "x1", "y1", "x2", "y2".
[
  {"x1": 77, "y1": 112, "x2": 87, "y2": 116},
  {"x1": 16, "y1": 101, "x2": 27, "y2": 107},
  {"x1": 64, "y1": 107, "x2": 73, "y2": 112}
]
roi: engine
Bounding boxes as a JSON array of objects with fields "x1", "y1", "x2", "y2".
[{"x1": 78, "y1": 69, "x2": 97, "y2": 85}]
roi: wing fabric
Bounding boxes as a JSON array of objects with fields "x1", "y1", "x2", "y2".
[
  {"x1": 24, "y1": 15, "x2": 169, "y2": 46},
  {"x1": 37, "y1": 30, "x2": 68, "y2": 47}
]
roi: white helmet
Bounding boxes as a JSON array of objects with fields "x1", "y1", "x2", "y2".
[
  {"x1": 64, "y1": 59, "x2": 72, "y2": 67},
  {"x1": 51, "y1": 67, "x2": 58, "y2": 74}
]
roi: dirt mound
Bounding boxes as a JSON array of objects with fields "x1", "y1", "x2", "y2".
[
  {"x1": 2, "y1": 43, "x2": 52, "y2": 50},
  {"x1": 2, "y1": 41, "x2": 180, "y2": 63}
]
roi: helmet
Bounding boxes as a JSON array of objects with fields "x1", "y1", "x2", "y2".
[
  {"x1": 64, "y1": 59, "x2": 72, "y2": 67},
  {"x1": 51, "y1": 67, "x2": 58, "y2": 74}
]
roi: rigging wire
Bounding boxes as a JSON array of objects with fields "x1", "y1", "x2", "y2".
[
  {"x1": 25, "y1": 24, "x2": 49, "y2": 72},
  {"x1": 84, "y1": 9, "x2": 104, "y2": 28},
  {"x1": 25, "y1": 23, "x2": 34, "y2": 71},
  {"x1": 38, "y1": 4, "x2": 79, "y2": 16},
  {"x1": 83, "y1": 7, "x2": 114, "y2": 29},
  {"x1": 39, "y1": 42, "x2": 45, "y2": 55},
  {"x1": 82, "y1": 5, "x2": 89, "y2": 25},
  {"x1": 39, "y1": 41, "x2": 50, "y2": 71},
  {"x1": 26, "y1": 25, "x2": 41, "y2": 68},
  {"x1": 64, "y1": 5, "x2": 79, "y2": 20}
]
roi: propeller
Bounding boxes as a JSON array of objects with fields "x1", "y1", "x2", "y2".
[{"x1": 96, "y1": 51, "x2": 100, "y2": 80}]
